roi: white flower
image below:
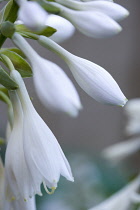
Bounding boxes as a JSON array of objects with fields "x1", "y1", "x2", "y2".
[
  {"x1": 39, "y1": 36, "x2": 127, "y2": 106},
  {"x1": 55, "y1": 0, "x2": 129, "y2": 21},
  {"x1": 48, "y1": 2, "x2": 122, "y2": 38},
  {"x1": 7, "y1": 69, "x2": 74, "y2": 199},
  {"x1": 102, "y1": 137, "x2": 140, "y2": 162},
  {"x1": 12, "y1": 33, "x2": 82, "y2": 116},
  {"x1": 124, "y1": 98, "x2": 140, "y2": 136},
  {"x1": 33, "y1": 59, "x2": 82, "y2": 117},
  {"x1": 46, "y1": 15, "x2": 75, "y2": 43},
  {"x1": 18, "y1": 1, "x2": 48, "y2": 31},
  {"x1": 89, "y1": 175, "x2": 140, "y2": 210}
]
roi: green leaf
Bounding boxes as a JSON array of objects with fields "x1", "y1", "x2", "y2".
[
  {"x1": 1, "y1": 50, "x2": 32, "y2": 77},
  {"x1": 0, "y1": 0, "x2": 13, "y2": 24},
  {"x1": 0, "y1": 47, "x2": 26, "y2": 58},
  {"x1": 0, "y1": 66, "x2": 18, "y2": 90},
  {"x1": 15, "y1": 24, "x2": 56, "y2": 40}
]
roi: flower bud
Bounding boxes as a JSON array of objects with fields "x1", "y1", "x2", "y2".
[
  {"x1": 39, "y1": 36, "x2": 127, "y2": 107},
  {"x1": 49, "y1": 2, "x2": 122, "y2": 38},
  {"x1": 46, "y1": 14, "x2": 75, "y2": 43},
  {"x1": 18, "y1": 1, "x2": 48, "y2": 31}
]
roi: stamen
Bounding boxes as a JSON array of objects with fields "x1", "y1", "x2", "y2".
[{"x1": 43, "y1": 181, "x2": 56, "y2": 195}]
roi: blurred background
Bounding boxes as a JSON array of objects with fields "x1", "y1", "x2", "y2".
[{"x1": 0, "y1": 0, "x2": 140, "y2": 209}]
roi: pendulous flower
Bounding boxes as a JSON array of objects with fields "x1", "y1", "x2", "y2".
[
  {"x1": 12, "y1": 33, "x2": 82, "y2": 116},
  {"x1": 47, "y1": 2, "x2": 122, "y2": 38},
  {"x1": 33, "y1": 59, "x2": 82, "y2": 117},
  {"x1": 55, "y1": 0, "x2": 129, "y2": 21},
  {"x1": 7, "y1": 69, "x2": 74, "y2": 199},
  {"x1": 38, "y1": 36, "x2": 127, "y2": 107},
  {"x1": 46, "y1": 14, "x2": 75, "y2": 43},
  {"x1": 18, "y1": 1, "x2": 48, "y2": 31}
]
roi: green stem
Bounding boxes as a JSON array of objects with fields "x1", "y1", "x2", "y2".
[
  {"x1": 0, "y1": 0, "x2": 19, "y2": 48},
  {"x1": 0, "y1": 54, "x2": 15, "y2": 71},
  {"x1": 1, "y1": 54, "x2": 15, "y2": 71}
]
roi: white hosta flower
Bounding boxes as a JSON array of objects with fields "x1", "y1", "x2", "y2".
[
  {"x1": 38, "y1": 36, "x2": 127, "y2": 106},
  {"x1": 124, "y1": 98, "x2": 140, "y2": 136},
  {"x1": 5, "y1": 91, "x2": 36, "y2": 199},
  {"x1": 46, "y1": 15, "x2": 75, "y2": 43},
  {"x1": 102, "y1": 138, "x2": 140, "y2": 162},
  {"x1": 48, "y1": 2, "x2": 122, "y2": 38},
  {"x1": 55, "y1": 0, "x2": 129, "y2": 21},
  {"x1": 18, "y1": 1, "x2": 48, "y2": 31},
  {"x1": 9, "y1": 70, "x2": 74, "y2": 198},
  {"x1": 12, "y1": 33, "x2": 82, "y2": 117},
  {"x1": 89, "y1": 175, "x2": 140, "y2": 210},
  {"x1": 33, "y1": 59, "x2": 82, "y2": 117}
]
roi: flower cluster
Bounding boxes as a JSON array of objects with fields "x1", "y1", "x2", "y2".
[{"x1": 0, "y1": 0, "x2": 132, "y2": 209}]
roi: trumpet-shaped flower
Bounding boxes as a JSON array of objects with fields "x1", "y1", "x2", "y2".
[
  {"x1": 89, "y1": 175, "x2": 140, "y2": 210},
  {"x1": 18, "y1": 1, "x2": 48, "y2": 31},
  {"x1": 38, "y1": 36, "x2": 127, "y2": 106},
  {"x1": 12, "y1": 33, "x2": 81, "y2": 116},
  {"x1": 124, "y1": 98, "x2": 140, "y2": 136},
  {"x1": 55, "y1": 0, "x2": 129, "y2": 21},
  {"x1": 48, "y1": 2, "x2": 122, "y2": 38},
  {"x1": 46, "y1": 15, "x2": 75, "y2": 43},
  {"x1": 8, "y1": 69, "x2": 74, "y2": 199}
]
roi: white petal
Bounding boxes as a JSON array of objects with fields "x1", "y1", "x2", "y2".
[
  {"x1": 50, "y1": 3, "x2": 122, "y2": 38},
  {"x1": 18, "y1": 2, "x2": 48, "y2": 31},
  {"x1": 5, "y1": 92, "x2": 37, "y2": 199},
  {"x1": 46, "y1": 15, "x2": 75, "y2": 43},
  {"x1": 66, "y1": 56, "x2": 127, "y2": 106},
  {"x1": 38, "y1": 36, "x2": 127, "y2": 106},
  {"x1": 33, "y1": 58, "x2": 82, "y2": 117},
  {"x1": 82, "y1": 1, "x2": 129, "y2": 21},
  {"x1": 10, "y1": 70, "x2": 74, "y2": 191},
  {"x1": 55, "y1": 0, "x2": 129, "y2": 21}
]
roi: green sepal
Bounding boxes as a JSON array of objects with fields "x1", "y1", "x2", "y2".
[
  {"x1": 0, "y1": 50, "x2": 32, "y2": 77},
  {"x1": 0, "y1": 66, "x2": 18, "y2": 90},
  {"x1": 0, "y1": 47, "x2": 26, "y2": 58},
  {"x1": 0, "y1": 0, "x2": 13, "y2": 24},
  {"x1": 15, "y1": 24, "x2": 56, "y2": 40}
]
